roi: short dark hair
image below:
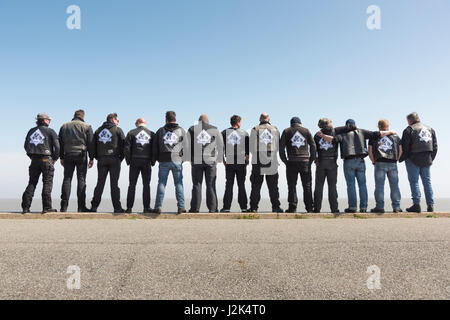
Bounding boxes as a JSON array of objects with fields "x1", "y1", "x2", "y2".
[
  {"x1": 230, "y1": 115, "x2": 241, "y2": 126},
  {"x1": 166, "y1": 111, "x2": 176, "y2": 122},
  {"x1": 74, "y1": 109, "x2": 85, "y2": 120},
  {"x1": 407, "y1": 112, "x2": 420, "y2": 123},
  {"x1": 107, "y1": 113, "x2": 118, "y2": 122}
]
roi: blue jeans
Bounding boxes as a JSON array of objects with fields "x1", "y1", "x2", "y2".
[
  {"x1": 374, "y1": 162, "x2": 401, "y2": 210},
  {"x1": 154, "y1": 162, "x2": 185, "y2": 209},
  {"x1": 405, "y1": 159, "x2": 434, "y2": 206},
  {"x1": 343, "y1": 158, "x2": 368, "y2": 210}
]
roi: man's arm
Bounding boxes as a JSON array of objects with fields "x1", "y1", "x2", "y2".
[
  {"x1": 432, "y1": 129, "x2": 438, "y2": 161},
  {"x1": 279, "y1": 130, "x2": 288, "y2": 163},
  {"x1": 151, "y1": 131, "x2": 159, "y2": 165},
  {"x1": 86, "y1": 126, "x2": 95, "y2": 168},
  {"x1": 58, "y1": 127, "x2": 65, "y2": 163},
  {"x1": 399, "y1": 128, "x2": 410, "y2": 163},
  {"x1": 124, "y1": 132, "x2": 132, "y2": 165},
  {"x1": 215, "y1": 129, "x2": 224, "y2": 164},
  {"x1": 368, "y1": 145, "x2": 375, "y2": 164},
  {"x1": 51, "y1": 129, "x2": 60, "y2": 161},
  {"x1": 306, "y1": 130, "x2": 316, "y2": 163},
  {"x1": 398, "y1": 144, "x2": 403, "y2": 161},
  {"x1": 118, "y1": 128, "x2": 126, "y2": 161}
]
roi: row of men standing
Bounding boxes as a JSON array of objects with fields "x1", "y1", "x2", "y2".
[{"x1": 21, "y1": 110, "x2": 437, "y2": 214}]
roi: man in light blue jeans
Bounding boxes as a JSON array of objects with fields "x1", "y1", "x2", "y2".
[
  {"x1": 368, "y1": 119, "x2": 402, "y2": 213},
  {"x1": 154, "y1": 161, "x2": 185, "y2": 211},
  {"x1": 152, "y1": 111, "x2": 188, "y2": 214},
  {"x1": 343, "y1": 158, "x2": 368, "y2": 211}
]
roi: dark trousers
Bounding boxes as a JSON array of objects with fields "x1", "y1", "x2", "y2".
[
  {"x1": 250, "y1": 165, "x2": 280, "y2": 210},
  {"x1": 314, "y1": 159, "x2": 338, "y2": 212},
  {"x1": 22, "y1": 157, "x2": 55, "y2": 210},
  {"x1": 91, "y1": 157, "x2": 122, "y2": 211},
  {"x1": 223, "y1": 164, "x2": 248, "y2": 210},
  {"x1": 286, "y1": 161, "x2": 313, "y2": 211},
  {"x1": 127, "y1": 158, "x2": 152, "y2": 210},
  {"x1": 190, "y1": 164, "x2": 218, "y2": 212},
  {"x1": 61, "y1": 154, "x2": 88, "y2": 209}
]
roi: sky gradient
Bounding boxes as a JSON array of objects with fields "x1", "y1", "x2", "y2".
[{"x1": 0, "y1": 0, "x2": 449, "y2": 204}]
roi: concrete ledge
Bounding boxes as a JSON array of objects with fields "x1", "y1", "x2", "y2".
[{"x1": 0, "y1": 212, "x2": 448, "y2": 219}]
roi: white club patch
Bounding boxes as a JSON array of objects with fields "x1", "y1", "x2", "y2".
[
  {"x1": 163, "y1": 131, "x2": 179, "y2": 146},
  {"x1": 98, "y1": 128, "x2": 112, "y2": 144},
  {"x1": 259, "y1": 129, "x2": 273, "y2": 145},
  {"x1": 419, "y1": 128, "x2": 432, "y2": 143},
  {"x1": 378, "y1": 136, "x2": 393, "y2": 152},
  {"x1": 136, "y1": 130, "x2": 151, "y2": 146},
  {"x1": 319, "y1": 138, "x2": 333, "y2": 150},
  {"x1": 227, "y1": 131, "x2": 241, "y2": 146},
  {"x1": 30, "y1": 129, "x2": 45, "y2": 146},
  {"x1": 196, "y1": 129, "x2": 211, "y2": 146},
  {"x1": 291, "y1": 131, "x2": 306, "y2": 148}
]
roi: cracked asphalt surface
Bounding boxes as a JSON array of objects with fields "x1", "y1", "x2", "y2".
[{"x1": 0, "y1": 218, "x2": 449, "y2": 300}]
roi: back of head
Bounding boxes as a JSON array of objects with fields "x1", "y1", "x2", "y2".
[
  {"x1": 407, "y1": 112, "x2": 420, "y2": 125},
  {"x1": 198, "y1": 114, "x2": 209, "y2": 124},
  {"x1": 166, "y1": 111, "x2": 176, "y2": 123},
  {"x1": 318, "y1": 118, "x2": 331, "y2": 129},
  {"x1": 378, "y1": 119, "x2": 389, "y2": 131},
  {"x1": 260, "y1": 112, "x2": 269, "y2": 123},
  {"x1": 290, "y1": 117, "x2": 302, "y2": 127},
  {"x1": 345, "y1": 119, "x2": 356, "y2": 127},
  {"x1": 107, "y1": 113, "x2": 118, "y2": 123},
  {"x1": 135, "y1": 118, "x2": 146, "y2": 127},
  {"x1": 74, "y1": 109, "x2": 85, "y2": 120},
  {"x1": 230, "y1": 115, "x2": 241, "y2": 127}
]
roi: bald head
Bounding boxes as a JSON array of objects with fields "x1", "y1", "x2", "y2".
[
  {"x1": 260, "y1": 112, "x2": 270, "y2": 123},
  {"x1": 199, "y1": 114, "x2": 209, "y2": 124},
  {"x1": 135, "y1": 118, "x2": 146, "y2": 127}
]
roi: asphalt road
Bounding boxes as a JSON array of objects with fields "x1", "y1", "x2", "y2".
[{"x1": 0, "y1": 219, "x2": 449, "y2": 300}]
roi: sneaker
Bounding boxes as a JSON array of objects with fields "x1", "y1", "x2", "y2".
[
  {"x1": 393, "y1": 208, "x2": 402, "y2": 213},
  {"x1": 189, "y1": 209, "x2": 199, "y2": 213},
  {"x1": 220, "y1": 208, "x2": 230, "y2": 213},
  {"x1": 344, "y1": 208, "x2": 357, "y2": 213},
  {"x1": 114, "y1": 208, "x2": 125, "y2": 214},
  {"x1": 22, "y1": 208, "x2": 30, "y2": 214},
  {"x1": 406, "y1": 204, "x2": 421, "y2": 213},
  {"x1": 370, "y1": 208, "x2": 385, "y2": 214},
  {"x1": 306, "y1": 209, "x2": 314, "y2": 213},
  {"x1": 143, "y1": 208, "x2": 153, "y2": 214},
  {"x1": 241, "y1": 209, "x2": 249, "y2": 213},
  {"x1": 273, "y1": 208, "x2": 284, "y2": 213},
  {"x1": 178, "y1": 208, "x2": 187, "y2": 215},
  {"x1": 249, "y1": 208, "x2": 258, "y2": 213},
  {"x1": 78, "y1": 207, "x2": 90, "y2": 213},
  {"x1": 285, "y1": 207, "x2": 296, "y2": 213},
  {"x1": 331, "y1": 209, "x2": 340, "y2": 214},
  {"x1": 89, "y1": 207, "x2": 98, "y2": 213},
  {"x1": 153, "y1": 208, "x2": 162, "y2": 214},
  {"x1": 125, "y1": 208, "x2": 133, "y2": 214},
  {"x1": 427, "y1": 205, "x2": 434, "y2": 213},
  {"x1": 60, "y1": 207, "x2": 68, "y2": 213},
  {"x1": 42, "y1": 208, "x2": 57, "y2": 214},
  {"x1": 360, "y1": 209, "x2": 367, "y2": 213}
]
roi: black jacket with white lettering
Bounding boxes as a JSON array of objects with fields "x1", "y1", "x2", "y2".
[
  {"x1": 24, "y1": 124, "x2": 60, "y2": 161},
  {"x1": 279, "y1": 124, "x2": 316, "y2": 163},
  {"x1": 188, "y1": 121, "x2": 223, "y2": 165},
  {"x1": 124, "y1": 126, "x2": 156, "y2": 164},
  {"x1": 93, "y1": 121, "x2": 126, "y2": 160},
  {"x1": 153, "y1": 123, "x2": 188, "y2": 163}
]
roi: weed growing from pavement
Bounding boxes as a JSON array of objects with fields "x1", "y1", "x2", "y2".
[
  {"x1": 426, "y1": 214, "x2": 437, "y2": 218},
  {"x1": 238, "y1": 214, "x2": 260, "y2": 220},
  {"x1": 353, "y1": 214, "x2": 368, "y2": 219}
]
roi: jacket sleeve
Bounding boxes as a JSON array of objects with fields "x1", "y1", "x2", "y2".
[
  {"x1": 182, "y1": 129, "x2": 191, "y2": 162},
  {"x1": 432, "y1": 129, "x2": 438, "y2": 161},
  {"x1": 279, "y1": 130, "x2": 288, "y2": 163},
  {"x1": 86, "y1": 125, "x2": 95, "y2": 161},
  {"x1": 307, "y1": 130, "x2": 316, "y2": 162},
  {"x1": 399, "y1": 128, "x2": 411, "y2": 163},
  {"x1": 118, "y1": 128, "x2": 126, "y2": 161},
  {"x1": 152, "y1": 131, "x2": 159, "y2": 165},
  {"x1": 51, "y1": 129, "x2": 60, "y2": 161},
  {"x1": 124, "y1": 132, "x2": 132, "y2": 164},
  {"x1": 58, "y1": 126, "x2": 65, "y2": 160},
  {"x1": 215, "y1": 129, "x2": 224, "y2": 163}
]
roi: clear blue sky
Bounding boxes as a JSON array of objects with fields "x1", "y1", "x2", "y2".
[{"x1": 1, "y1": 0, "x2": 449, "y2": 200}]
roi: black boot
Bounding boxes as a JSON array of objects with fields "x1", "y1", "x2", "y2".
[
  {"x1": 406, "y1": 204, "x2": 421, "y2": 213},
  {"x1": 427, "y1": 205, "x2": 434, "y2": 213},
  {"x1": 60, "y1": 200, "x2": 68, "y2": 213}
]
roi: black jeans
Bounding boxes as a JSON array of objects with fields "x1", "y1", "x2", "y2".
[
  {"x1": 314, "y1": 159, "x2": 338, "y2": 212},
  {"x1": 250, "y1": 165, "x2": 280, "y2": 211},
  {"x1": 286, "y1": 161, "x2": 313, "y2": 211},
  {"x1": 190, "y1": 163, "x2": 218, "y2": 212},
  {"x1": 22, "y1": 157, "x2": 55, "y2": 210},
  {"x1": 61, "y1": 153, "x2": 88, "y2": 209},
  {"x1": 127, "y1": 158, "x2": 152, "y2": 210},
  {"x1": 91, "y1": 157, "x2": 123, "y2": 211},
  {"x1": 223, "y1": 164, "x2": 248, "y2": 210}
]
